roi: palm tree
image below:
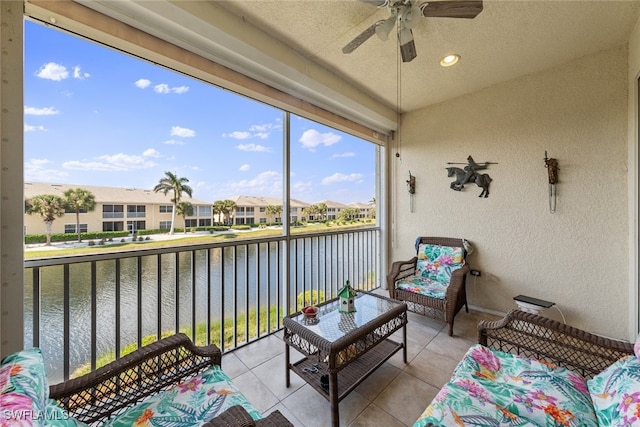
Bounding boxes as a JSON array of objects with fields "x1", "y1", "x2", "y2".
[
  {"x1": 220, "y1": 199, "x2": 237, "y2": 225},
  {"x1": 265, "y1": 205, "x2": 282, "y2": 224},
  {"x1": 176, "y1": 201, "x2": 194, "y2": 234},
  {"x1": 153, "y1": 171, "x2": 193, "y2": 235},
  {"x1": 25, "y1": 194, "x2": 66, "y2": 246},
  {"x1": 63, "y1": 188, "x2": 96, "y2": 242},
  {"x1": 212, "y1": 200, "x2": 226, "y2": 226},
  {"x1": 316, "y1": 202, "x2": 328, "y2": 221}
]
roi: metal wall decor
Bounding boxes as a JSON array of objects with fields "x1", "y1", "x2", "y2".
[
  {"x1": 446, "y1": 155, "x2": 496, "y2": 198},
  {"x1": 406, "y1": 171, "x2": 416, "y2": 212},
  {"x1": 544, "y1": 151, "x2": 559, "y2": 213}
]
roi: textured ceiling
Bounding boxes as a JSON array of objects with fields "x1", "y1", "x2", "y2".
[
  {"x1": 63, "y1": 0, "x2": 640, "y2": 131},
  {"x1": 215, "y1": 0, "x2": 640, "y2": 112}
]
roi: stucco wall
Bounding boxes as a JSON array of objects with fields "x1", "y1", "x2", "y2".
[{"x1": 391, "y1": 45, "x2": 629, "y2": 339}]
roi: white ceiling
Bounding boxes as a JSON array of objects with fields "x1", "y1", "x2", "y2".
[{"x1": 71, "y1": 0, "x2": 640, "y2": 131}]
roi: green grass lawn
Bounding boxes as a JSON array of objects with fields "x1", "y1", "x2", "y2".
[{"x1": 25, "y1": 222, "x2": 373, "y2": 259}]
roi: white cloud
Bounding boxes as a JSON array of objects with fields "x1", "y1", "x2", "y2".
[
  {"x1": 236, "y1": 143, "x2": 269, "y2": 152},
  {"x1": 321, "y1": 172, "x2": 363, "y2": 185},
  {"x1": 35, "y1": 62, "x2": 69, "y2": 81},
  {"x1": 292, "y1": 180, "x2": 312, "y2": 194},
  {"x1": 228, "y1": 171, "x2": 282, "y2": 196},
  {"x1": 73, "y1": 66, "x2": 90, "y2": 79},
  {"x1": 239, "y1": 164, "x2": 250, "y2": 172},
  {"x1": 142, "y1": 148, "x2": 160, "y2": 158},
  {"x1": 224, "y1": 131, "x2": 251, "y2": 140},
  {"x1": 163, "y1": 139, "x2": 185, "y2": 145},
  {"x1": 171, "y1": 126, "x2": 196, "y2": 137},
  {"x1": 299, "y1": 129, "x2": 341, "y2": 151},
  {"x1": 24, "y1": 106, "x2": 60, "y2": 116},
  {"x1": 154, "y1": 83, "x2": 189, "y2": 94},
  {"x1": 24, "y1": 124, "x2": 46, "y2": 132},
  {"x1": 63, "y1": 152, "x2": 157, "y2": 171},
  {"x1": 332, "y1": 152, "x2": 355, "y2": 158},
  {"x1": 253, "y1": 132, "x2": 269, "y2": 139},
  {"x1": 25, "y1": 158, "x2": 68, "y2": 182},
  {"x1": 135, "y1": 79, "x2": 151, "y2": 89}
]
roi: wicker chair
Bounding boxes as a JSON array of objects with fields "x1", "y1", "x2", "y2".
[{"x1": 387, "y1": 236, "x2": 470, "y2": 336}]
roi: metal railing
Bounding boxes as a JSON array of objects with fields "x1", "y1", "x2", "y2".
[{"x1": 24, "y1": 227, "x2": 380, "y2": 383}]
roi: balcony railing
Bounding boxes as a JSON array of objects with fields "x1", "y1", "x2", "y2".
[{"x1": 24, "y1": 227, "x2": 380, "y2": 383}]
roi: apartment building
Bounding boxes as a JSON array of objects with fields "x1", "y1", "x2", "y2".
[
  {"x1": 24, "y1": 183, "x2": 376, "y2": 235},
  {"x1": 24, "y1": 182, "x2": 214, "y2": 235}
]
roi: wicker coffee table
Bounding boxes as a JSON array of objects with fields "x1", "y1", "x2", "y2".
[{"x1": 283, "y1": 292, "x2": 407, "y2": 427}]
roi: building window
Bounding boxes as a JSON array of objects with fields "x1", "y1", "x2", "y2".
[
  {"x1": 159, "y1": 205, "x2": 173, "y2": 213},
  {"x1": 235, "y1": 207, "x2": 245, "y2": 215},
  {"x1": 236, "y1": 218, "x2": 245, "y2": 225},
  {"x1": 127, "y1": 221, "x2": 145, "y2": 233},
  {"x1": 103, "y1": 221, "x2": 124, "y2": 232},
  {"x1": 198, "y1": 206, "x2": 211, "y2": 217},
  {"x1": 64, "y1": 224, "x2": 88, "y2": 233},
  {"x1": 159, "y1": 221, "x2": 172, "y2": 229},
  {"x1": 185, "y1": 219, "x2": 198, "y2": 228},
  {"x1": 103, "y1": 205, "x2": 124, "y2": 218},
  {"x1": 246, "y1": 207, "x2": 254, "y2": 214},
  {"x1": 259, "y1": 207, "x2": 265, "y2": 213},
  {"x1": 198, "y1": 219, "x2": 211, "y2": 227},
  {"x1": 127, "y1": 205, "x2": 146, "y2": 218},
  {"x1": 259, "y1": 218, "x2": 266, "y2": 223},
  {"x1": 64, "y1": 207, "x2": 87, "y2": 214},
  {"x1": 246, "y1": 217, "x2": 255, "y2": 224}
]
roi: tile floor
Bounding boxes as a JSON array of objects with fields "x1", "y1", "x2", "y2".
[{"x1": 222, "y1": 290, "x2": 501, "y2": 426}]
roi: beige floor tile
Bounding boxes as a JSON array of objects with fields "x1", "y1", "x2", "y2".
[
  {"x1": 403, "y1": 347, "x2": 461, "y2": 389},
  {"x1": 373, "y1": 372, "x2": 440, "y2": 426},
  {"x1": 251, "y1": 352, "x2": 306, "y2": 401},
  {"x1": 233, "y1": 334, "x2": 284, "y2": 369},
  {"x1": 348, "y1": 403, "x2": 407, "y2": 427},
  {"x1": 281, "y1": 384, "x2": 370, "y2": 427},
  {"x1": 426, "y1": 332, "x2": 475, "y2": 361},
  {"x1": 220, "y1": 352, "x2": 249, "y2": 379},
  {"x1": 354, "y1": 362, "x2": 402, "y2": 401},
  {"x1": 232, "y1": 370, "x2": 280, "y2": 413}
]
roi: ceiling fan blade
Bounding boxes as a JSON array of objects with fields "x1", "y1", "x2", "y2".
[
  {"x1": 359, "y1": 0, "x2": 389, "y2": 7},
  {"x1": 420, "y1": 1, "x2": 483, "y2": 19},
  {"x1": 400, "y1": 38, "x2": 417, "y2": 63},
  {"x1": 342, "y1": 21, "x2": 383, "y2": 54}
]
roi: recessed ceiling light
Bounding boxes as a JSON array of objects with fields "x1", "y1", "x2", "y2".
[{"x1": 440, "y1": 54, "x2": 460, "y2": 67}]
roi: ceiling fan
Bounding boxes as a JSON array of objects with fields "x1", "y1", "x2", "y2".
[{"x1": 342, "y1": 0, "x2": 483, "y2": 63}]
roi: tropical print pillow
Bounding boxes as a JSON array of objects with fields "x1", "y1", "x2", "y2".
[
  {"x1": 0, "y1": 348, "x2": 52, "y2": 426},
  {"x1": 587, "y1": 355, "x2": 640, "y2": 426},
  {"x1": 396, "y1": 276, "x2": 449, "y2": 299},
  {"x1": 414, "y1": 344, "x2": 598, "y2": 427},
  {"x1": 415, "y1": 244, "x2": 465, "y2": 283},
  {"x1": 103, "y1": 365, "x2": 261, "y2": 426}
]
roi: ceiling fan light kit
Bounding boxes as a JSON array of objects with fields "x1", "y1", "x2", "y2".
[
  {"x1": 440, "y1": 54, "x2": 460, "y2": 66},
  {"x1": 343, "y1": 0, "x2": 483, "y2": 63}
]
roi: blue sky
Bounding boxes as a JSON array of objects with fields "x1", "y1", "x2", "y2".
[{"x1": 24, "y1": 20, "x2": 376, "y2": 205}]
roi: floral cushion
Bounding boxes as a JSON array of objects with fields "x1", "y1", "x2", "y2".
[
  {"x1": 414, "y1": 344, "x2": 598, "y2": 427},
  {"x1": 103, "y1": 365, "x2": 261, "y2": 426},
  {"x1": 0, "y1": 348, "x2": 49, "y2": 426},
  {"x1": 587, "y1": 355, "x2": 640, "y2": 426},
  {"x1": 396, "y1": 276, "x2": 449, "y2": 299},
  {"x1": 415, "y1": 244, "x2": 465, "y2": 284}
]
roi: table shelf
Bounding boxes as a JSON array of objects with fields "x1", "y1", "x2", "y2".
[{"x1": 290, "y1": 338, "x2": 402, "y2": 402}]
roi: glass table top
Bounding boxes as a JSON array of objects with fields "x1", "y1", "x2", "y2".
[{"x1": 288, "y1": 293, "x2": 403, "y2": 343}]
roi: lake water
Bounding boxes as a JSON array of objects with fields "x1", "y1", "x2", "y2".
[{"x1": 24, "y1": 235, "x2": 377, "y2": 383}]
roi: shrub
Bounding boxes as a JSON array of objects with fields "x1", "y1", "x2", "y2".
[
  {"x1": 297, "y1": 290, "x2": 325, "y2": 308},
  {"x1": 87, "y1": 241, "x2": 95, "y2": 246}
]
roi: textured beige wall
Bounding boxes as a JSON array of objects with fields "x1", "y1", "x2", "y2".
[{"x1": 391, "y1": 45, "x2": 629, "y2": 339}]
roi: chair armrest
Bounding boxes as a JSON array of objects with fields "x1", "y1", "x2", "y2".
[
  {"x1": 202, "y1": 405, "x2": 256, "y2": 427},
  {"x1": 445, "y1": 264, "x2": 470, "y2": 299},
  {"x1": 50, "y1": 333, "x2": 221, "y2": 425},
  {"x1": 478, "y1": 309, "x2": 633, "y2": 379},
  {"x1": 386, "y1": 257, "x2": 418, "y2": 289}
]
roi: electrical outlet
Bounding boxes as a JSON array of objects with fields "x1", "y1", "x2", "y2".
[{"x1": 470, "y1": 269, "x2": 481, "y2": 277}]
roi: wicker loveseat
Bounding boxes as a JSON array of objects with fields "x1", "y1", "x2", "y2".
[
  {"x1": 413, "y1": 309, "x2": 637, "y2": 426},
  {"x1": 0, "y1": 333, "x2": 292, "y2": 426},
  {"x1": 387, "y1": 236, "x2": 470, "y2": 336}
]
